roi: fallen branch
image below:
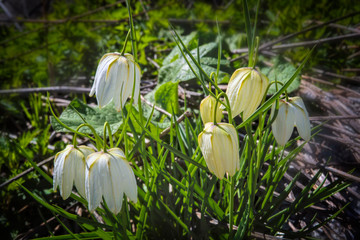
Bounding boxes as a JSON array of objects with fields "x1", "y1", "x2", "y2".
[
  {"x1": 0, "y1": 156, "x2": 54, "y2": 189},
  {"x1": 302, "y1": 75, "x2": 360, "y2": 97},
  {"x1": 232, "y1": 33, "x2": 360, "y2": 54},
  {"x1": 231, "y1": 11, "x2": 360, "y2": 62},
  {"x1": 0, "y1": 86, "x2": 90, "y2": 95},
  {"x1": 309, "y1": 115, "x2": 360, "y2": 121}
]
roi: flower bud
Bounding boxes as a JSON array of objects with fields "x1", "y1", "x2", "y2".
[
  {"x1": 226, "y1": 67, "x2": 269, "y2": 120},
  {"x1": 53, "y1": 145, "x2": 95, "y2": 200},
  {"x1": 85, "y1": 148, "x2": 137, "y2": 214},
  {"x1": 200, "y1": 96, "x2": 223, "y2": 124},
  {"x1": 198, "y1": 123, "x2": 239, "y2": 179},
  {"x1": 271, "y1": 97, "x2": 311, "y2": 146},
  {"x1": 90, "y1": 52, "x2": 141, "y2": 111}
]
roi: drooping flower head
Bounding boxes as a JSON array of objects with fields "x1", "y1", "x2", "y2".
[
  {"x1": 198, "y1": 123, "x2": 240, "y2": 179},
  {"x1": 271, "y1": 96, "x2": 311, "y2": 146},
  {"x1": 90, "y1": 52, "x2": 141, "y2": 111},
  {"x1": 85, "y1": 148, "x2": 137, "y2": 215},
  {"x1": 226, "y1": 67, "x2": 269, "y2": 120},
  {"x1": 53, "y1": 145, "x2": 95, "y2": 200},
  {"x1": 200, "y1": 95, "x2": 223, "y2": 124}
]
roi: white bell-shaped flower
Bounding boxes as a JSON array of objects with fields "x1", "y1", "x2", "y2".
[
  {"x1": 85, "y1": 148, "x2": 137, "y2": 214},
  {"x1": 200, "y1": 95, "x2": 223, "y2": 124},
  {"x1": 198, "y1": 123, "x2": 240, "y2": 179},
  {"x1": 53, "y1": 145, "x2": 95, "y2": 200},
  {"x1": 226, "y1": 67, "x2": 269, "y2": 120},
  {"x1": 90, "y1": 52, "x2": 141, "y2": 111},
  {"x1": 271, "y1": 97, "x2": 311, "y2": 146}
]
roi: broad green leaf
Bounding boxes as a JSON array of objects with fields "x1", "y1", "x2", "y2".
[
  {"x1": 261, "y1": 56, "x2": 301, "y2": 94},
  {"x1": 50, "y1": 99, "x2": 122, "y2": 136},
  {"x1": 159, "y1": 32, "x2": 231, "y2": 84},
  {"x1": 154, "y1": 81, "x2": 180, "y2": 115},
  {"x1": 141, "y1": 81, "x2": 180, "y2": 129}
]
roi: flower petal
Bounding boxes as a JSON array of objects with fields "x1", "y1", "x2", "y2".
[
  {"x1": 73, "y1": 150, "x2": 86, "y2": 199},
  {"x1": 272, "y1": 102, "x2": 295, "y2": 146},
  {"x1": 291, "y1": 97, "x2": 311, "y2": 142},
  {"x1": 118, "y1": 156, "x2": 137, "y2": 203},
  {"x1": 60, "y1": 150, "x2": 76, "y2": 199},
  {"x1": 132, "y1": 61, "x2": 142, "y2": 106},
  {"x1": 113, "y1": 57, "x2": 127, "y2": 111},
  {"x1": 226, "y1": 68, "x2": 251, "y2": 117},
  {"x1": 198, "y1": 124, "x2": 219, "y2": 177},
  {"x1": 220, "y1": 123, "x2": 240, "y2": 176},
  {"x1": 86, "y1": 152, "x2": 103, "y2": 212}
]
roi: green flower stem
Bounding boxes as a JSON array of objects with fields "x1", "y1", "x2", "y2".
[
  {"x1": 120, "y1": 30, "x2": 131, "y2": 56},
  {"x1": 126, "y1": 0, "x2": 138, "y2": 62},
  {"x1": 216, "y1": 20, "x2": 222, "y2": 85},
  {"x1": 209, "y1": 72, "x2": 216, "y2": 93},
  {"x1": 102, "y1": 121, "x2": 114, "y2": 152},
  {"x1": 253, "y1": 37, "x2": 260, "y2": 68},
  {"x1": 105, "y1": 122, "x2": 114, "y2": 148},
  {"x1": 243, "y1": 0, "x2": 253, "y2": 67},
  {"x1": 72, "y1": 123, "x2": 102, "y2": 150},
  {"x1": 229, "y1": 176, "x2": 235, "y2": 239},
  {"x1": 78, "y1": 123, "x2": 102, "y2": 150},
  {"x1": 213, "y1": 92, "x2": 232, "y2": 124}
]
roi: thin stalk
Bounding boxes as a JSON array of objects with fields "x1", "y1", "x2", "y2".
[
  {"x1": 253, "y1": 36, "x2": 260, "y2": 67},
  {"x1": 105, "y1": 122, "x2": 114, "y2": 148},
  {"x1": 249, "y1": 0, "x2": 260, "y2": 67},
  {"x1": 72, "y1": 123, "x2": 102, "y2": 150},
  {"x1": 243, "y1": 0, "x2": 253, "y2": 66},
  {"x1": 120, "y1": 30, "x2": 131, "y2": 56},
  {"x1": 73, "y1": 123, "x2": 102, "y2": 149},
  {"x1": 214, "y1": 92, "x2": 233, "y2": 124},
  {"x1": 126, "y1": 0, "x2": 138, "y2": 62},
  {"x1": 229, "y1": 176, "x2": 235, "y2": 239},
  {"x1": 216, "y1": 19, "x2": 222, "y2": 91},
  {"x1": 103, "y1": 123, "x2": 108, "y2": 152}
]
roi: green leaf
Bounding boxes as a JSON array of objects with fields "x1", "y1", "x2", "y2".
[
  {"x1": 154, "y1": 81, "x2": 180, "y2": 115},
  {"x1": 50, "y1": 99, "x2": 123, "y2": 136},
  {"x1": 159, "y1": 32, "x2": 231, "y2": 84},
  {"x1": 261, "y1": 56, "x2": 301, "y2": 94},
  {"x1": 141, "y1": 81, "x2": 180, "y2": 129}
]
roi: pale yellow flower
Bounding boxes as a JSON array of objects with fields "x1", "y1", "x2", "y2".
[
  {"x1": 226, "y1": 67, "x2": 269, "y2": 120},
  {"x1": 200, "y1": 96, "x2": 223, "y2": 124},
  {"x1": 198, "y1": 123, "x2": 239, "y2": 179}
]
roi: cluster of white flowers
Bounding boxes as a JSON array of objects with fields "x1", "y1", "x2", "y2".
[
  {"x1": 198, "y1": 66, "x2": 311, "y2": 179},
  {"x1": 53, "y1": 145, "x2": 137, "y2": 214},
  {"x1": 53, "y1": 52, "x2": 140, "y2": 214}
]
